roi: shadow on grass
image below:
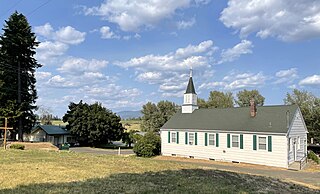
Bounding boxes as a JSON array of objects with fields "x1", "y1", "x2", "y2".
[{"x1": 0, "y1": 169, "x2": 318, "y2": 194}]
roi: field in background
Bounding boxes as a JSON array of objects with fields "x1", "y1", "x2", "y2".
[
  {"x1": 0, "y1": 150, "x2": 318, "y2": 194},
  {"x1": 121, "y1": 119, "x2": 142, "y2": 131},
  {"x1": 51, "y1": 120, "x2": 67, "y2": 126}
]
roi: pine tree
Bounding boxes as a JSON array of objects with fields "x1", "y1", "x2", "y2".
[{"x1": 0, "y1": 12, "x2": 41, "y2": 140}]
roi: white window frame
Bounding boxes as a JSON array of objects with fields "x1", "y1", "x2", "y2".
[
  {"x1": 297, "y1": 136, "x2": 301, "y2": 150},
  {"x1": 208, "y1": 133, "x2": 215, "y2": 146},
  {"x1": 289, "y1": 138, "x2": 292, "y2": 152},
  {"x1": 258, "y1": 136, "x2": 267, "y2": 150},
  {"x1": 231, "y1": 135, "x2": 239, "y2": 148},
  {"x1": 171, "y1": 132, "x2": 177, "y2": 143},
  {"x1": 189, "y1": 132, "x2": 195, "y2": 145}
]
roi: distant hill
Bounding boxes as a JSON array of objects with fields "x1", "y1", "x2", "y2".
[{"x1": 117, "y1": 110, "x2": 142, "y2": 120}]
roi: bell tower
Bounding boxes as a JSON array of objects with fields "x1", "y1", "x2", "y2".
[{"x1": 182, "y1": 68, "x2": 198, "y2": 113}]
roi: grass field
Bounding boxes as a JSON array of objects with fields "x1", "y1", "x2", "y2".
[
  {"x1": 0, "y1": 150, "x2": 318, "y2": 194},
  {"x1": 121, "y1": 119, "x2": 141, "y2": 131}
]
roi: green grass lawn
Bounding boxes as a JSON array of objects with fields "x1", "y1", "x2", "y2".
[{"x1": 0, "y1": 150, "x2": 317, "y2": 194}]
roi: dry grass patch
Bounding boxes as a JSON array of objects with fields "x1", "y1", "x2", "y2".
[
  {"x1": 0, "y1": 150, "x2": 318, "y2": 194},
  {"x1": 9, "y1": 142, "x2": 58, "y2": 151}
]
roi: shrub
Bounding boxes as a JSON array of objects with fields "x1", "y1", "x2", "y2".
[
  {"x1": 133, "y1": 132, "x2": 161, "y2": 157},
  {"x1": 10, "y1": 144, "x2": 25, "y2": 150},
  {"x1": 308, "y1": 151, "x2": 320, "y2": 164}
]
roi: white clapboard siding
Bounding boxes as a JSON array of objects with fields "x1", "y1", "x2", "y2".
[
  {"x1": 288, "y1": 110, "x2": 308, "y2": 164},
  {"x1": 161, "y1": 130, "x2": 288, "y2": 168}
]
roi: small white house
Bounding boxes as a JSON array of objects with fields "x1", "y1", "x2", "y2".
[
  {"x1": 23, "y1": 125, "x2": 75, "y2": 145},
  {"x1": 160, "y1": 70, "x2": 308, "y2": 169}
]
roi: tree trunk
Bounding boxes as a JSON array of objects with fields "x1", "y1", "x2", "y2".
[{"x1": 17, "y1": 59, "x2": 23, "y2": 142}]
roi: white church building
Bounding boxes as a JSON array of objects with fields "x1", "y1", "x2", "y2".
[{"x1": 160, "y1": 70, "x2": 308, "y2": 169}]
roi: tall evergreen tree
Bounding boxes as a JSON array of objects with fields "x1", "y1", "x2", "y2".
[{"x1": 0, "y1": 12, "x2": 41, "y2": 140}]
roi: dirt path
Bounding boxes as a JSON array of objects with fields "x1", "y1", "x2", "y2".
[{"x1": 155, "y1": 156, "x2": 320, "y2": 190}]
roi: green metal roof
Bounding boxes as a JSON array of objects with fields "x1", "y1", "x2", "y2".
[
  {"x1": 33, "y1": 125, "x2": 70, "y2": 135},
  {"x1": 161, "y1": 105, "x2": 299, "y2": 133},
  {"x1": 185, "y1": 77, "x2": 196, "y2": 94}
]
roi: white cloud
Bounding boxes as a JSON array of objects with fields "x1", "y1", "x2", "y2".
[
  {"x1": 34, "y1": 23, "x2": 53, "y2": 37},
  {"x1": 117, "y1": 40, "x2": 214, "y2": 71},
  {"x1": 177, "y1": 18, "x2": 196, "y2": 30},
  {"x1": 274, "y1": 68, "x2": 298, "y2": 84},
  {"x1": 137, "y1": 72, "x2": 162, "y2": 83},
  {"x1": 220, "y1": 0, "x2": 320, "y2": 41},
  {"x1": 224, "y1": 72, "x2": 267, "y2": 90},
  {"x1": 219, "y1": 40, "x2": 253, "y2": 64},
  {"x1": 55, "y1": 26, "x2": 86, "y2": 45},
  {"x1": 299, "y1": 75, "x2": 320, "y2": 86},
  {"x1": 58, "y1": 57, "x2": 108, "y2": 74},
  {"x1": 100, "y1": 26, "x2": 120, "y2": 39},
  {"x1": 35, "y1": 71, "x2": 52, "y2": 80},
  {"x1": 36, "y1": 41, "x2": 68, "y2": 62},
  {"x1": 199, "y1": 81, "x2": 225, "y2": 90},
  {"x1": 83, "y1": 0, "x2": 192, "y2": 32},
  {"x1": 47, "y1": 75, "x2": 79, "y2": 88}
]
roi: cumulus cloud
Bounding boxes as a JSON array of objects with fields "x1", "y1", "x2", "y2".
[
  {"x1": 100, "y1": 26, "x2": 120, "y2": 39},
  {"x1": 35, "y1": 71, "x2": 52, "y2": 80},
  {"x1": 36, "y1": 41, "x2": 69, "y2": 62},
  {"x1": 299, "y1": 75, "x2": 320, "y2": 86},
  {"x1": 199, "y1": 71, "x2": 267, "y2": 91},
  {"x1": 55, "y1": 26, "x2": 86, "y2": 45},
  {"x1": 117, "y1": 40, "x2": 214, "y2": 71},
  {"x1": 220, "y1": 0, "x2": 320, "y2": 41},
  {"x1": 83, "y1": 0, "x2": 194, "y2": 32},
  {"x1": 58, "y1": 57, "x2": 108, "y2": 74},
  {"x1": 219, "y1": 40, "x2": 253, "y2": 64},
  {"x1": 177, "y1": 18, "x2": 196, "y2": 30},
  {"x1": 274, "y1": 68, "x2": 298, "y2": 84},
  {"x1": 34, "y1": 23, "x2": 86, "y2": 63}
]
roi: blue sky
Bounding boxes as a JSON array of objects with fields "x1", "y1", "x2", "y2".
[{"x1": 1, "y1": 0, "x2": 319, "y2": 117}]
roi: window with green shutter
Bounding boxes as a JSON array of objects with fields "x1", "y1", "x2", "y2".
[
  {"x1": 216, "y1": 133, "x2": 219, "y2": 147},
  {"x1": 227, "y1": 134, "x2": 230, "y2": 148},
  {"x1": 185, "y1": 132, "x2": 188, "y2": 145},
  {"x1": 205, "y1": 133, "x2": 208, "y2": 146},
  {"x1": 195, "y1": 132, "x2": 198, "y2": 145},
  {"x1": 168, "y1": 131, "x2": 170, "y2": 143},
  {"x1": 268, "y1": 136, "x2": 272, "y2": 152},
  {"x1": 253, "y1": 135, "x2": 257, "y2": 150},
  {"x1": 240, "y1": 134, "x2": 243, "y2": 149},
  {"x1": 176, "y1": 132, "x2": 179, "y2": 144}
]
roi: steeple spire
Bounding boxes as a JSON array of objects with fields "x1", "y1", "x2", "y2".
[
  {"x1": 182, "y1": 68, "x2": 198, "y2": 113},
  {"x1": 185, "y1": 67, "x2": 196, "y2": 94}
]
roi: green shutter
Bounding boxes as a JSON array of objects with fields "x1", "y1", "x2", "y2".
[
  {"x1": 268, "y1": 136, "x2": 272, "y2": 152},
  {"x1": 176, "y1": 132, "x2": 179, "y2": 144},
  {"x1": 240, "y1": 134, "x2": 243, "y2": 149},
  {"x1": 253, "y1": 135, "x2": 257, "y2": 150},
  {"x1": 227, "y1": 134, "x2": 230, "y2": 148},
  {"x1": 195, "y1": 133, "x2": 198, "y2": 145},
  {"x1": 168, "y1": 131, "x2": 170, "y2": 143},
  {"x1": 205, "y1": 133, "x2": 208, "y2": 146},
  {"x1": 216, "y1": 133, "x2": 219, "y2": 147},
  {"x1": 185, "y1": 132, "x2": 188, "y2": 145}
]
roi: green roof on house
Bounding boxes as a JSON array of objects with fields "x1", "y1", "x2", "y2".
[
  {"x1": 161, "y1": 105, "x2": 299, "y2": 134},
  {"x1": 185, "y1": 77, "x2": 196, "y2": 94},
  {"x1": 33, "y1": 125, "x2": 70, "y2": 135}
]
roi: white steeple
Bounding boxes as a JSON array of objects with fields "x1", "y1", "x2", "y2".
[{"x1": 182, "y1": 68, "x2": 198, "y2": 113}]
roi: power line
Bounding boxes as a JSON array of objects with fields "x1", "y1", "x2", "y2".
[
  {"x1": 26, "y1": 0, "x2": 52, "y2": 16},
  {"x1": 0, "y1": 0, "x2": 24, "y2": 19}
]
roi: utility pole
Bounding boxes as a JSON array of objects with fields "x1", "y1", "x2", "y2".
[{"x1": 17, "y1": 58, "x2": 23, "y2": 141}]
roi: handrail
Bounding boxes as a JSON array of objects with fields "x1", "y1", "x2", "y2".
[{"x1": 299, "y1": 155, "x2": 307, "y2": 170}]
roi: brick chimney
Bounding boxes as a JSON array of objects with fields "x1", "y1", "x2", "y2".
[{"x1": 250, "y1": 98, "x2": 257, "y2": 117}]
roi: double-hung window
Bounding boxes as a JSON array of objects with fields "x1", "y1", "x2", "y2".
[
  {"x1": 208, "y1": 134, "x2": 215, "y2": 146},
  {"x1": 171, "y1": 132, "x2": 177, "y2": 143},
  {"x1": 232, "y1": 135, "x2": 239, "y2": 148},
  {"x1": 258, "y1": 137, "x2": 267, "y2": 150},
  {"x1": 189, "y1": 133, "x2": 194, "y2": 145}
]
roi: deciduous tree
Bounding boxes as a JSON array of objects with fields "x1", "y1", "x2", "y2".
[
  {"x1": 207, "y1": 91, "x2": 234, "y2": 108},
  {"x1": 63, "y1": 101, "x2": 124, "y2": 146},
  {"x1": 235, "y1": 89, "x2": 265, "y2": 107}
]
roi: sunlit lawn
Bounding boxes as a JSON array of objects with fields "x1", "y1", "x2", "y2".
[{"x1": 0, "y1": 150, "x2": 317, "y2": 194}]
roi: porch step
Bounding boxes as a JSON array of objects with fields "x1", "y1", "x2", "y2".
[{"x1": 288, "y1": 161, "x2": 301, "y2": 171}]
